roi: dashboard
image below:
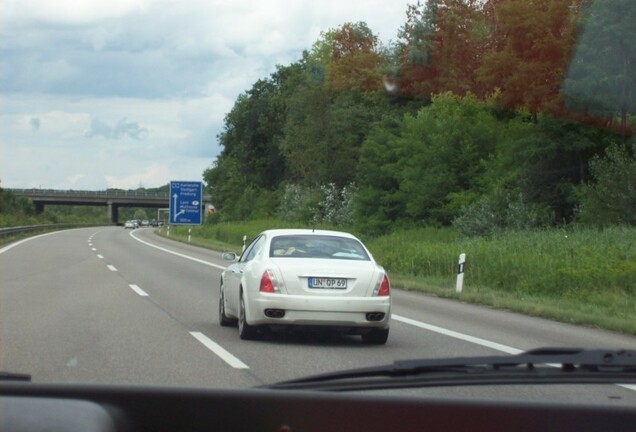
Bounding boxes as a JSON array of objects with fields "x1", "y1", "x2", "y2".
[{"x1": 2, "y1": 382, "x2": 635, "y2": 432}]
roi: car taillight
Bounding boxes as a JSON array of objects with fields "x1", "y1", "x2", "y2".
[
  {"x1": 260, "y1": 269, "x2": 280, "y2": 293},
  {"x1": 373, "y1": 273, "x2": 390, "y2": 296}
]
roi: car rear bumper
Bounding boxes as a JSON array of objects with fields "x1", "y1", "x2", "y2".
[{"x1": 248, "y1": 294, "x2": 391, "y2": 328}]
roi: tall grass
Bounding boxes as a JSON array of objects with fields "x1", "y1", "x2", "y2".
[{"x1": 369, "y1": 226, "x2": 635, "y2": 297}]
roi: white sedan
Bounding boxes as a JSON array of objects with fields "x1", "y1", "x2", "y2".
[{"x1": 219, "y1": 229, "x2": 391, "y2": 344}]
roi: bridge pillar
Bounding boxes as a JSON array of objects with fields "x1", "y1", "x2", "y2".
[
  {"x1": 108, "y1": 202, "x2": 119, "y2": 224},
  {"x1": 34, "y1": 202, "x2": 45, "y2": 214}
]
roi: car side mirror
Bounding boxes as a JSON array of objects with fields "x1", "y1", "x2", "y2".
[{"x1": 222, "y1": 252, "x2": 238, "y2": 262}]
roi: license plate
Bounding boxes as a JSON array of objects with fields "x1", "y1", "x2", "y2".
[{"x1": 308, "y1": 277, "x2": 347, "y2": 289}]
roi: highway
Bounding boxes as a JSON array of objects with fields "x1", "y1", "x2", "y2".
[{"x1": 1, "y1": 226, "x2": 635, "y2": 404}]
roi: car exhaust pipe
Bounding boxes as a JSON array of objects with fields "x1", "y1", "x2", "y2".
[
  {"x1": 366, "y1": 312, "x2": 385, "y2": 322},
  {"x1": 264, "y1": 309, "x2": 286, "y2": 318}
]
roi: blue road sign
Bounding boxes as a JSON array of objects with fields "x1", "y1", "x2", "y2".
[{"x1": 169, "y1": 181, "x2": 203, "y2": 225}]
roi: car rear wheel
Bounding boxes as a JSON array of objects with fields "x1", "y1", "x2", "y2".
[
  {"x1": 218, "y1": 283, "x2": 236, "y2": 327},
  {"x1": 238, "y1": 291, "x2": 259, "y2": 340},
  {"x1": 361, "y1": 328, "x2": 389, "y2": 345}
]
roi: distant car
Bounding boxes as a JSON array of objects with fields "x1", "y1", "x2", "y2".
[
  {"x1": 219, "y1": 229, "x2": 391, "y2": 344},
  {"x1": 141, "y1": 220, "x2": 150, "y2": 227},
  {"x1": 124, "y1": 220, "x2": 136, "y2": 229}
]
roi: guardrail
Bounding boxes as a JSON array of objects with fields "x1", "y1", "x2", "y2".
[
  {"x1": 0, "y1": 224, "x2": 112, "y2": 238},
  {"x1": 7, "y1": 189, "x2": 170, "y2": 199}
]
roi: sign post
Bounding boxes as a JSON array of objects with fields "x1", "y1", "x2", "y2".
[
  {"x1": 456, "y1": 253, "x2": 466, "y2": 294},
  {"x1": 169, "y1": 181, "x2": 203, "y2": 225}
]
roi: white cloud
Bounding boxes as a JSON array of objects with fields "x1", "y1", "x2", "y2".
[
  {"x1": 2, "y1": 0, "x2": 153, "y2": 25},
  {"x1": 68, "y1": 174, "x2": 86, "y2": 185},
  {"x1": 13, "y1": 110, "x2": 92, "y2": 142},
  {"x1": 104, "y1": 163, "x2": 173, "y2": 189},
  {"x1": 86, "y1": 117, "x2": 149, "y2": 141},
  {"x1": 0, "y1": 0, "x2": 412, "y2": 190}
]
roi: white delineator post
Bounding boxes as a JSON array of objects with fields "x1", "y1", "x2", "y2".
[
  {"x1": 456, "y1": 253, "x2": 466, "y2": 294},
  {"x1": 188, "y1": 228, "x2": 192, "y2": 243}
]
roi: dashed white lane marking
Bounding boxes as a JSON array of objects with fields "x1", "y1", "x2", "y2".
[
  {"x1": 190, "y1": 332, "x2": 249, "y2": 369},
  {"x1": 97, "y1": 254, "x2": 104, "y2": 259},
  {"x1": 107, "y1": 265, "x2": 117, "y2": 272},
  {"x1": 92, "y1": 248, "x2": 97, "y2": 251},
  {"x1": 129, "y1": 284, "x2": 149, "y2": 296}
]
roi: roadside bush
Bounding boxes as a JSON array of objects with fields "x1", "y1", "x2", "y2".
[
  {"x1": 277, "y1": 182, "x2": 355, "y2": 226},
  {"x1": 576, "y1": 141, "x2": 636, "y2": 226},
  {"x1": 452, "y1": 189, "x2": 551, "y2": 236}
]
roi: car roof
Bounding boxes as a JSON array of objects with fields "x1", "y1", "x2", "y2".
[{"x1": 261, "y1": 228, "x2": 359, "y2": 240}]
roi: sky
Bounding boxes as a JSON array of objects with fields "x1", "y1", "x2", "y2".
[{"x1": 0, "y1": 0, "x2": 412, "y2": 191}]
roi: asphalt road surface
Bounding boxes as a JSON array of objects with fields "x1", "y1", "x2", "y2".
[{"x1": 1, "y1": 226, "x2": 635, "y2": 404}]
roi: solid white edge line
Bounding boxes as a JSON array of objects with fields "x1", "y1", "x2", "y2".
[
  {"x1": 392, "y1": 314, "x2": 523, "y2": 355},
  {"x1": 107, "y1": 265, "x2": 117, "y2": 272},
  {"x1": 129, "y1": 230, "x2": 226, "y2": 270},
  {"x1": 0, "y1": 231, "x2": 62, "y2": 254},
  {"x1": 129, "y1": 284, "x2": 149, "y2": 297},
  {"x1": 190, "y1": 332, "x2": 249, "y2": 369},
  {"x1": 392, "y1": 314, "x2": 636, "y2": 393}
]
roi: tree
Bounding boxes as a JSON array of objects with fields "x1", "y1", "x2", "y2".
[
  {"x1": 328, "y1": 22, "x2": 384, "y2": 92},
  {"x1": 355, "y1": 93, "x2": 511, "y2": 227},
  {"x1": 429, "y1": 0, "x2": 490, "y2": 95},
  {"x1": 396, "y1": 93, "x2": 503, "y2": 224},
  {"x1": 577, "y1": 140, "x2": 636, "y2": 226},
  {"x1": 477, "y1": 0, "x2": 580, "y2": 120},
  {"x1": 203, "y1": 62, "x2": 304, "y2": 217},
  {"x1": 390, "y1": 1, "x2": 490, "y2": 98},
  {"x1": 353, "y1": 115, "x2": 406, "y2": 234},
  {"x1": 392, "y1": 1, "x2": 440, "y2": 99}
]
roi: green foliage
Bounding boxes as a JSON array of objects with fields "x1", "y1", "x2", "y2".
[
  {"x1": 355, "y1": 93, "x2": 527, "y2": 229},
  {"x1": 397, "y1": 93, "x2": 503, "y2": 223},
  {"x1": 0, "y1": 188, "x2": 40, "y2": 227},
  {"x1": 133, "y1": 209, "x2": 149, "y2": 221},
  {"x1": 45, "y1": 205, "x2": 110, "y2": 224},
  {"x1": 577, "y1": 141, "x2": 636, "y2": 225}
]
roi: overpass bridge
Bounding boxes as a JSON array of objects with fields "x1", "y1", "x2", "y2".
[{"x1": 8, "y1": 189, "x2": 211, "y2": 224}]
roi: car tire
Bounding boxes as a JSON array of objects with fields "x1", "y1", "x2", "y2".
[
  {"x1": 361, "y1": 328, "x2": 389, "y2": 345},
  {"x1": 219, "y1": 283, "x2": 236, "y2": 327},
  {"x1": 238, "y1": 291, "x2": 259, "y2": 340}
]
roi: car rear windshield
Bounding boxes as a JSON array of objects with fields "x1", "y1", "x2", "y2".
[{"x1": 269, "y1": 235, "x2": 370, "y2": 260}]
